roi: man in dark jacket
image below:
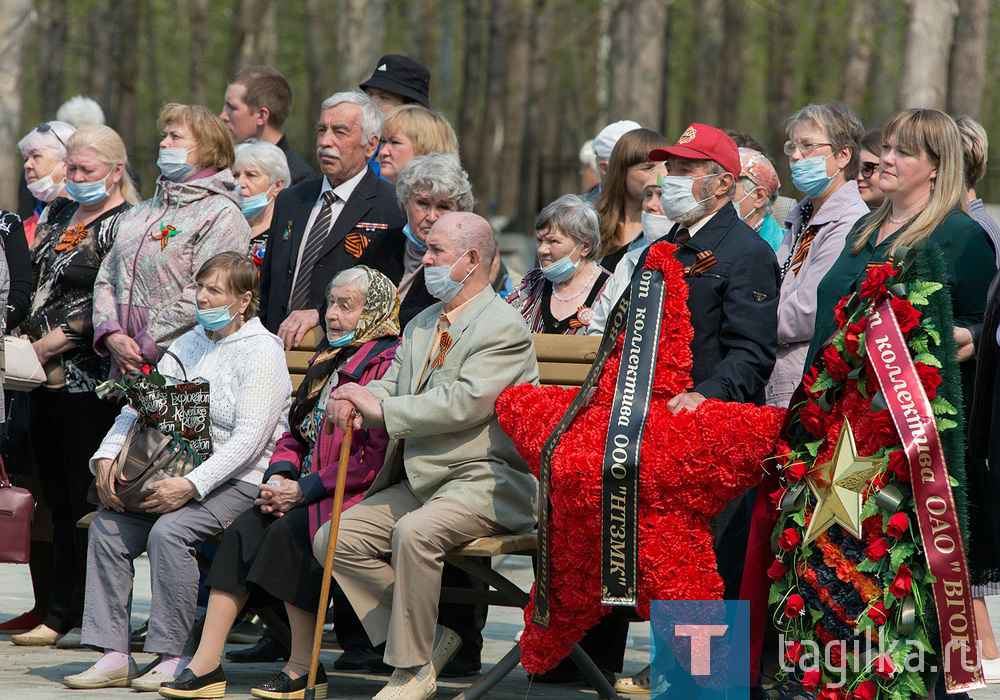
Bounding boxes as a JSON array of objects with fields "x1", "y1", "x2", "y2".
[
  {"x1": 258, "y1": 91, "x2": 405, "y2": 347},
  {"x1": 221, "y1": 66, "x2": 316, "y2": 185}
]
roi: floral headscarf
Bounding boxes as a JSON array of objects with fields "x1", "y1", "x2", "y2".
[{"x1": 289, "y1": 266, "x2": 400, "y2": 434}]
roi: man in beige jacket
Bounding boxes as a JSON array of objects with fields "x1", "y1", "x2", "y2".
[{"x1": 323, "y1": 212, "x2": 538, "y2": 700}]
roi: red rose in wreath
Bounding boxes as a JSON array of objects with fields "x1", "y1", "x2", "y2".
[{"x1": 496, "y1": 241, "x2": 785, "y2": 672}]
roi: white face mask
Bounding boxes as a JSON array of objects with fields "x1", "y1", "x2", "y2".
[
  {"x1": 640, "y1": 210, "x2": 674, "y2": 243},
  {"x1": 424, "y1": 249, "x2": 478, "y2": 303},
  {"x1": 27, "y1": 172, "x2": 65, "y2": 203},
  {"x1": 658, "y1": 174, "x2": 715, "y2": 221}
]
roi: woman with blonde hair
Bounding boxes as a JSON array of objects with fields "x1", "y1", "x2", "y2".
[
  {"x1": 808, "y1": 108, "x2": 994, "y2": 363},
  {"x1": 9, "y1": 124, "x2": 138, "y2": 649},
  {"x1": 593, "y1": 128, "x2": 671, "y2": 273},
  {"x1": 377, "y1": 105, "x2": 459, "y2": 184},
  {"x1": 93, "y1": 104, "x2": 250, "y2": 380}
]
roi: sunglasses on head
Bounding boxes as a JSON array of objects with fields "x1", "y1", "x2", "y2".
[{"x1": 36, "y1": 122, "x2": 67, "y2": 149}]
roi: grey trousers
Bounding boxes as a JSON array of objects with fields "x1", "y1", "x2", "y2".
[
  {"x1": 319, "y1": 481, "x2": 504, "y2": 669},
  {"x1": 81, "y1": 479, "x2": 257, "y2": 656}
]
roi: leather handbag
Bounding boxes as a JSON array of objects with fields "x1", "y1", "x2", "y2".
[
  {"x1": 0, "y1": 454, "x2": 34, "y2": 563},
  {"x1": 2, "y1": 336, "x2": 46, "y2": 392},
  {"x1": 108, "y1": 418, "x2": 204, "y2": 513}
]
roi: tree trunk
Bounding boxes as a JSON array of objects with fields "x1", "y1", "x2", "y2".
[
  {"x1": 693, "y1": 0, "x2": 723, "y2": 127},
  {"x1": 628, "y1": 0, "x2": 669, "y2": 130},
  {"x1": 458, "y1": 0, "x2": 485, "y2": 189},
  {"x1": 947, "y1": 0, "x2": 988, "y2": 118},
  {"x1": 0, "y1": 0, "x2": 32, "y2": 210},
  {"x1": 717, "y1": 0, "x2": 745, "y2": 128},
  {"x1": 496, "y1": 0, "x2": 531, "y2": 218},
  {"x1": 898, "y1": 0, "x2": 958, "y2": 109},
  {"x1": 304, "y1": 0, "x2": 329, "y2": 135},
  {"x1": 766, "y1": 1, "x2": 799, "y2": 187},
  {"x1": 840, "y1": 0, "x2": 875, "y2": 110},
  {"x1": 517, "y1": 0, "x2": 550, "y2": 234},
  {"x1": 189, "y1": 0, "x2": 211, "y2": 106},
  {"x1": 336, "y1": 0, "x2": 387, "y2": 91},
  {"x1": 114, "y1": 0, "x2": 139, "y2": 154},
  {"x1": 38, "y1": 0, "x2": 68, "y2": 117},
  {"x1": 607, "y1": 0, "x2": 632, "y2": 121},
  {"x1": 475, "y1": 0, "x2": 505, "y2": 215}
]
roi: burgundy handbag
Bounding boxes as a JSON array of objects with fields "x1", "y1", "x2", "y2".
[{"x1": 0, "y1": 454, "x2": 34, "y2": 563}]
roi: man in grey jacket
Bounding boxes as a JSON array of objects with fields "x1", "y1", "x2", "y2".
[{"x1": 323, "y1": 212, "x2": 538, "y2": 700}]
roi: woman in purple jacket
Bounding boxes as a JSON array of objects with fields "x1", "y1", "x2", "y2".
[{"x1": 161, "y1": 266, "x2": 399, "y2": 700}]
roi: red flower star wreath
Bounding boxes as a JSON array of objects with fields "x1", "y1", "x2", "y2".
[{"x1": 497, "y1": 240, "x2": 785, "y2": 673}]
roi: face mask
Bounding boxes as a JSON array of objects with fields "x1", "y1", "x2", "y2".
[
  {"x1": 402, "y1": 223, "x2": 427, "y2": 252},
  {"x1": 790, "y1": 154, "x2": 839, "y2": 198},
  {"x1": 241, "y1": 185, "x2": 274, "y2": 221},
  {"x1": 196, "y1": 301, "x2": 237, "y2": 332},
  {"x1": 732, "y1": 191, "x2": 754, "y2": 221},
  {"x1": 424, "y1": 249, "x2": 477, "y2": 303},
  {"x1": 65, "y1": 173, "x2": 112, "y2": 206},
  {"x1": 640, "y1": 210, "x2": 674, "y2": 243},
  {"x1": 157, "y1": 147, "x2": 196, "y2": 182},
  {"x1": 328, "y1": 330, "x2": 356, "y2": 348},
  {"x1": 540, "y1": 244, "x2": 580, "y2": 283},
  {"x1": 659, "y1": 175, "x2": 715, "y2": 221},
  {"x1": 27, "y1": 173, "x2": 64, "y2": 203}
]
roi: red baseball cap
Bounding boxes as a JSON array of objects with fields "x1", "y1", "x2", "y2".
[{"x1": 648, "y1": 123, "x2": 741, "y2": 178}]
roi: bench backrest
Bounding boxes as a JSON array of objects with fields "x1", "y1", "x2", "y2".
[{"x1": 285, "y1": 329, "x2": 600, "y2": 390}]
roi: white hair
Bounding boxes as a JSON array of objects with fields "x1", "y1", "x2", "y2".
[
  {"x1": 320, "y1": 91, "x2": 383, "y2": 144},
  {"x1": 56, "y1": 96, "x2": 106, "y2": 127},
  {"x1": 534, "y1": 194, "x2": 601, "y2": 257},
  {"x1": 17, "y1": 121, "x2": 75, "y2": 159},
  {"x1": 396, "y1": 153, "x2": 474, "y2": 211},
  {"x1": 235, "y1": 140, "x2": 291, "y2": 188},
  {"x1": 327, "y1": 266, "x2": 372, "y2": 299},
  {"x1": 579, "y1": 139, "x2": 598, "y2": 173}
]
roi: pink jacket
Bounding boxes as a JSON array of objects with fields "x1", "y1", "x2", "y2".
[{"x1": 263, "y1": 338, "x2": 398, "y2": 538}]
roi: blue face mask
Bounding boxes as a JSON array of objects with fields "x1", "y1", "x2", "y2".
[
  {"x1": 540, "y1": 244, "x2": 580, "y2": 283},
  {"x1": 424, "y1": 249, "x2": 477, "y2": 303},
  {"x1": 402, "y1": 223, "x2": 427, "y2": 252},
  {"x1": 790, "y1": 154, "x2": 839, "y2": 198},
  {"x1": 65, "y1": 173, "x2": 112, "y2": 205},
  {"x1": 328, "y1": 330, "x2": 356, "y2": 348},
  {"x1": 241, "y1": 185, "x2": 274, "y2": 221},
  {"x1": 196, "y1": 302, "x2": 236, "y2": 332},
  {"x1": 157, "y1": 147, "x2": 196, "y2": 182}
]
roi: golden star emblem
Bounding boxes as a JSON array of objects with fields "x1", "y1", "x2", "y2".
[{"x1": 802, "y1": 420, "x2": 882, "y2": 544}]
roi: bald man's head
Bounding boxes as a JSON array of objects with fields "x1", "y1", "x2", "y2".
[
  {"x1": 436, "y1": 212, "x2": 496, "y2": 264},
  {"x1": 422, "y1": 212, "x2": 495, "y2": 302}
]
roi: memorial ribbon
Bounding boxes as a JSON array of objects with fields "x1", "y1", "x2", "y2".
[{"x1": 865, "y1": 301, "x2": 984, "y2": 692}]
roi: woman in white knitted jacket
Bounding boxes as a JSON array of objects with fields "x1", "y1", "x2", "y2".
[{"x1": 66, "y1": 252, "x2": 291, "y2": 692}]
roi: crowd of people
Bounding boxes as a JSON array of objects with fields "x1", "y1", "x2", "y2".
[{"x1": 1, "y1": 51, "x2": 999, "y2": 700}]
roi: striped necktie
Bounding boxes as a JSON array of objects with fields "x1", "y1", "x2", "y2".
[
  {"x1": 289, "y1": 191, "x2": 336, "y2": 311},
  {"x1": 673, "y1": 228, "x2": 691, "y2": 245}
]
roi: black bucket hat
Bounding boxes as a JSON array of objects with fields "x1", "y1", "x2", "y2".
[{"x1": 360, "y1": 54, "x2": 431, "y2": 107}]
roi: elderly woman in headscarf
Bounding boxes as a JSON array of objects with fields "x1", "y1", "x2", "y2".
[{"x1": 160, "y1": 266, "x2": 400, "y2": 700}]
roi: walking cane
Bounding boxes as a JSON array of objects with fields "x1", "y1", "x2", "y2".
[{"x1": 304, "y1": 410, "x2": 357, "y2": 700}]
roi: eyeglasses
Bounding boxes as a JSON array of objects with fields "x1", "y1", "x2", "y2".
[
  {"x1": 36, "y1": 122, "x2": 67, "y2": 149},
  {"x1": 783, "y1": 140, "x2": 833, "y2": 157},
  {"x1": 860, "y1": 162, "x2": 879, "y2": 179}
]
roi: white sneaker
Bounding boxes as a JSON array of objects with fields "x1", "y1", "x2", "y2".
[
  {"x1": 429, "y1": 626, "x2": 462, "y2": 678},
  {"x1": 64, "y1": 659, "x2": 138, "y2": 689},
  {"x1": 373, "y1": 668, "x2": 437, "y2": 700}
]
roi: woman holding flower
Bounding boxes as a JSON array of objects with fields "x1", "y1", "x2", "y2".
[{"x1": 11, "y1": 125, "x2": 139, "y2": 648}]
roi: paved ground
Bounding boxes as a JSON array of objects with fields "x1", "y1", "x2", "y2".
[
  {"x1": 0, "y1": 555, "x2": 649, "y2": 699},
  {"x1": 4, "y1": 555, "x2": 1000, "y2": 699}
]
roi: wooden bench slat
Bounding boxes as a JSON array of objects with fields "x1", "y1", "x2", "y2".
[
  {"x1": 532, "y1": 333, "x2": 600, "y2": 363},
  {"x1": 449, "y1": 533, "x2": 537, "y2": 557},
  {"x1": 538, "y1": 362, "x2": 591, "y2": 387},
  {"x1": 286, "y1": 350, "x2": 315, "y2": 373}
]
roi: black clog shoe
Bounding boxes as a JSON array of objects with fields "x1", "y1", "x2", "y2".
[
  {"x1": 250, "y1": 665, "x2": 328, "y2": 700},
  {"x1": 158, "y1": 665, "x2": 227, "y2": 699}
]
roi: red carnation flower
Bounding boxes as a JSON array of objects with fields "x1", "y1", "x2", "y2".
[
  {"x1": 914, "y1": 361, "x2": 942, "y2": 400},
  {"x1": 886, "y1": 512, "x2": 909, "y2": 539},
  {"x1": 802, "y1": 669, "x2": 821, "y2": 692},
  {"x1": 778, "y1": 528, "x2": 801, "y2": 551},
  {"x1": 784, "y1": 640, "x2": 803, "y2": 665},
  {"x1": 785, "y1": 461, "x2": 808, "y2": 483},
  {"x1": 853, "y1": 680, "x2": 877, "y2": 699},
  {"x1": 823, "y1": 345, "x2": 851, "y2": 381},
  {"x1": 889, "y1": 565, "x2": 913, "y2": 597},
  {"x1": 768, "y1": 558, "x2": 790, "y2": 580},
  {"x1": 860, "y1": 263, "x2": 897, "y2": 301},
  {"x1": 867, "y1": 601, "x2": 888, "y2": 626},
  {"x1": 874, "y1": 654, "x2": 896, "y2": 679},
  {"x1": 886, "y1": 450, "x2": 911, "y2": 482},
  {"x1": 889, "y1": 296, "x2": 921, "y2": 334},
  {"x1": 643, "y1": 241, "x2": 675, "y2": 272},
  {"x1": 864, "y1": 538, "x2": 890, "y2": 562},
  {"x1": 784, "y1": 593, "x2": 805, "y2": 617}
]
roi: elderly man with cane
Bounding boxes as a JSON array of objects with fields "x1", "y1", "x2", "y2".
[{"x1": 323, "y1": 212, "x2": 538, "y2": 700}]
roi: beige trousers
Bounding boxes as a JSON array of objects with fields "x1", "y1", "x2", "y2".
[{"x1": 315, "y1": 481, "x2": 502, "y2": 668}]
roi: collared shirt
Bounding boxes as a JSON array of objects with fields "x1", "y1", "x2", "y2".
[
  {"x1": 419, "y1": 295, "x2": 477, "y2": 384},
  {"x1": 682, "y1": 212, "x2": 713, "y2": 240},
  {"x1": 288, "y1": 168, "x2": 368, "y2": 303}
]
